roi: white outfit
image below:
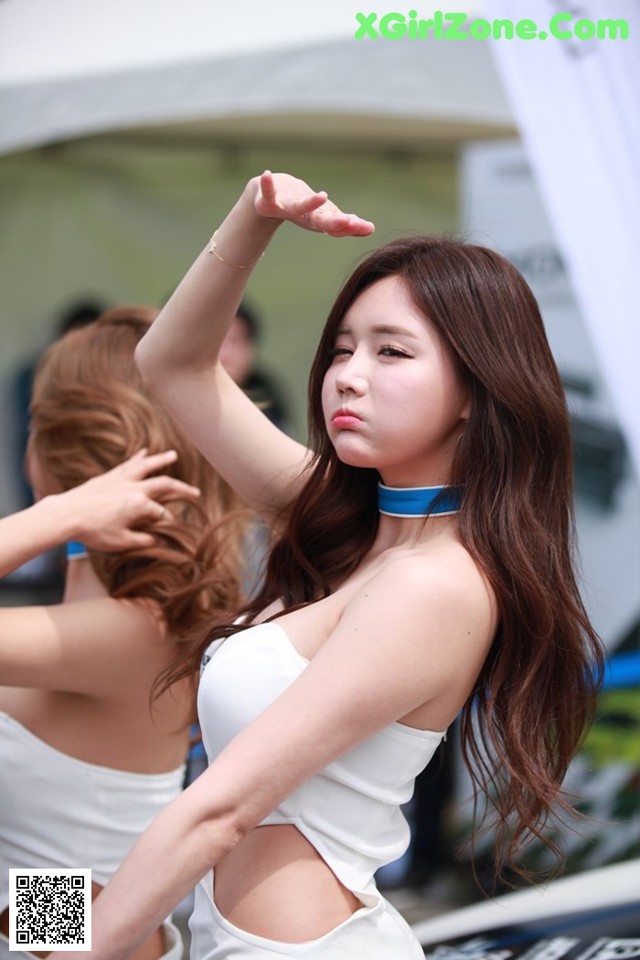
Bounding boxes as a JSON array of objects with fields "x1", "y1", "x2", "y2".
[
  {"x1": 191, "y1": 621, "x2": 446, "y2": 958},
  {"x1": 0, "y1": 711, "x2": 185, "y2": 960}
]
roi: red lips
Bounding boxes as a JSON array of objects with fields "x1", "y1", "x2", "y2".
[{"x1": 331, "y1": 408, "x2": 363, "y2": 428}]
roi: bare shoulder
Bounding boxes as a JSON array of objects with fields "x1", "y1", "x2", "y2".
[
  {"x1": 366, "y1": 540, "x2": 496, "y2": 630},
  {"x1": 53, "y1": 595, "x2": 172, "y2": 695},
  {"x1": 331, "y1": 539, "x2": 497, "y2": 718},
  {"x1": 60, "y1": 593, "x2": 166, "y2": 640},
  {"x1": 73, "y1": 595, "x2": 174, "y2": 663},
  {"x1": 0, "y1": 594, "x2": 170, "y2": 696}
]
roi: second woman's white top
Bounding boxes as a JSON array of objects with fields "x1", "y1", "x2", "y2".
[{"x1": 0, "y1": 711, "x2": 185, "y2": 916}]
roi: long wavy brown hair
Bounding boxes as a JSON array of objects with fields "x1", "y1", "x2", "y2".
[
  {"x1": 30, "y1": 307, "x2": 247, "y2": 679},
  {"x1": 194, "y1": 238, "x2": 602, "y2": 879}
]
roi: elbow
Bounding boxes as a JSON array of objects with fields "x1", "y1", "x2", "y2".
[
  {"x1": 199, "y1": 807, "x2": 248, "y2": 867},
  {"x1": 134, "y1": 337, "x2": 175, "y2": 402},
  {"x1": 134, "y1": 331, "x2": 219, "y2": 396},
  {"x1": 187, "y1": 770, "x2": 252, "y2": 865},
  {"x1": 134, "y1": 338, "x2": 158, "y2": 389}
]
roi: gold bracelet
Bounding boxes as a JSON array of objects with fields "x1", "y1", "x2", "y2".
[{"x1": 207, "y1": 229, "x2": 265, "y2": 269}]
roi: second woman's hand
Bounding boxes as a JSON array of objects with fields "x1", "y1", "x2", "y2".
[
  {"x1": 52, "y1": 449, "x2": 201, "y2": 553},
  {"x1": 253, "y1": 170, "x2": 375, "y2": 238}
]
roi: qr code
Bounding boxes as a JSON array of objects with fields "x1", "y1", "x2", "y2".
[{"x1": 8, "y1": 869, "x2": 91, "y2": 951}]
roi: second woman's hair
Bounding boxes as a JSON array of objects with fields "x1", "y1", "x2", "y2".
[{"x1": 30, "y1": 307, "x2": 247, "y2": 644}]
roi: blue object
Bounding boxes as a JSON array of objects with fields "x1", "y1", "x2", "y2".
[
  {"x1": 378, "y1": 483, "x2": 462, "y2": 518},
  {"x1": 602, "y1": 652, "x2": 640, "y2": 690},
  {"x1": 65, "y1": 540, "x2": 89, "y2": 560}
]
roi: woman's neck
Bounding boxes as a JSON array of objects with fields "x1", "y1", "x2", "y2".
[
  {"x1": 372, "y1": 511, "x2": 459, "y2": 553},
  {"x1": 63, "y1": 558, "x2": 109, "y2": 603}
]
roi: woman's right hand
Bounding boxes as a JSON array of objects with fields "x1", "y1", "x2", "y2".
[
  {"x1": 252, "y1": 170, "x2": 375, "y2": 238},
  {"x1": 53, "y1": 449, "x2": 201, "y2": 552}
]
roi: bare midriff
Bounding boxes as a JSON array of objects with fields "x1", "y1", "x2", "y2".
[
  {"x1": 0, "y1": 884, "x2": 166, "y2": 960},
  {"x1": 213, "y1": 824, "x2": 362, "y2": 942}
]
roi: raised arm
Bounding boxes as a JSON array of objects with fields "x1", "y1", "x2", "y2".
[
  {"x1": 0, "y1": 449, "x2": 200, "y2": 580},
  {"x1": 135, "y1": 171, "x2": 374, "y2": 517}
]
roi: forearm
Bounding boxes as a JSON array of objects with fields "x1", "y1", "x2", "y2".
[
  {"x1": 0, "y1": 496, "x2": 73, "y2": 579},
  {"x1": 136, "y1": 179, "x2": 280, "y2": 382},
  {"x1": 64, "y1": 781, "x2": 240, "y2": 960},
  {"x1": 133, "y1": 172, "x2": 373, "y2": 509},
  {"x1": 136, "y1": 169, "x2": 373, "y2": 387}
]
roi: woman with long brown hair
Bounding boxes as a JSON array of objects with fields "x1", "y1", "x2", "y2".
[
  {"x1": 56, "y1": 172, "x2": 602, "y2": 960},
  {"x1": 0, "y1": 309, "x2": 246, "y2": 960}
]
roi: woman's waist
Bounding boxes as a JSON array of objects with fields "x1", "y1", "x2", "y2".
[{"x1": 210, "y1": 823, "x2": 365, "y2": 941}]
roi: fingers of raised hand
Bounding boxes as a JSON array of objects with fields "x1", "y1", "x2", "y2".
[
  {"x1": 296, "y1": 194, "x2": 373, "y2": 236},
  {"x1": 131, "y1": 477, "x2": 201, "y2": 534},
  {"x1": 257, "y1": 171, "x2": 328, "y2": 223},
  {"x1": 121, "y1": 448, "x2": 179, "y2": 479},
  {"x1": 256, "y1": 172, "x2": 374, "y2": 235},
  {"x1": 123, "y1": 531, "x2": 158, "y2": 550},
  {"x1": 140, "y1": 476, "x2": 201, "y2": 503},
  {"x1": 150, "y1": 500, "x2": 168, "y2": 523},
  {"x1": 305, "y1": 210, "x2": 375, "y2": 238},
  {"x1": 108, "y1": 496, "x2": 166, "y2": 547},
  {"x1": 119, "y1": 482, "x2": 198, "y2": 535},
  {"x1": 259, "y1": 170, "x2": 277, "y2": 203},
  {"x1": 113, "y1": 451, "x2": 202, "y2": 508}
]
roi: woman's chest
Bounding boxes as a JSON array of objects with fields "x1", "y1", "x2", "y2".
[{"x1": 254, "y1": 551, "x2": 407, "y2": 661}]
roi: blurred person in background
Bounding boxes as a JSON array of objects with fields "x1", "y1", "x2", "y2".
[
  {"x1": 5, "y1": 298, "x2": 108, "y2": 594},
  {"x1": 219, "y1": 299, "x2": 291, "y2": 433},
  {"x1": 219, "y1": 299, "x2": 292, "y2": 600}
]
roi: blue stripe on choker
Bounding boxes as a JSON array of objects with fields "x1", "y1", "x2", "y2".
[
  {"x1": 378, "y1": 483, "x2": 462, "y2": 518},
  {"x1": 66, "y1": 540, "x2": 89, "y2": 560}
]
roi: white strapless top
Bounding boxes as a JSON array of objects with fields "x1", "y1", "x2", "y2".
[
  {"x1": 0, "y1": 711, "x2": 185, "y2": 912},
  {"x1": 197, "y1": 620, "x2": 446, "y2": 894}
]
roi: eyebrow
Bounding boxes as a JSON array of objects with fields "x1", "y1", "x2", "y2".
[{"x1": 336, "y1": 323, "x2": 420, "y2": 339}]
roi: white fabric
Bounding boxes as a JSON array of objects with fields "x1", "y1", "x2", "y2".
[
  {"x1": 195, "y1": 619, "x2": 443, "y2": 956},
  {"x1": 0, "y1": 711, "x2": 185, "y2": 912},
  {"x1": 190, "y1": 871, "x2": 423, "y2": 959},
  {"x1": 481, "y1": 0, "x2": 640, "y2": 477},
  {"x1": 0, "y1": 0, "x2": 482, "y2": 79},
  {"x1": 0, "y1": 0, "x2": 508, "y2": 156},
  {"x1": 197, "y1": 622, "x2": 445, "y2": 895}
]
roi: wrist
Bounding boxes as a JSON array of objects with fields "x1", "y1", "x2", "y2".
[
  {"x1": 210, "y1": 193, "x2": 280, "y2": 270},
  {"x1": 242, "y1": 176, "x2": 281, "y2": 225},
  {"x1": 39, "y1": 490, "x2": 83, "y2": 544}
]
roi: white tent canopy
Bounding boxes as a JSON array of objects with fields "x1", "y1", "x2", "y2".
[{"x1": 0, "y1": 0, "x2": 512, "y2": 156}]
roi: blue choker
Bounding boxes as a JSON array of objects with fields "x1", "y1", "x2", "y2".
[
  {"x1": 378, "y1": 483, "x2": 462, "y2": 518},
  {"x1": 66, "y1": 540, "x2": 89, "y2": 561}
]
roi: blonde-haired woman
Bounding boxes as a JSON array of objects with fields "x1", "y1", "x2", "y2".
[{"x1": 0, "y1": 308, "x2": 246, "y2": 960}]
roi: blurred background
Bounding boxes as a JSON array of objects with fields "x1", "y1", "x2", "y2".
[{"x1": 0, "y1": 0, "x2": 638, "y2": 925}]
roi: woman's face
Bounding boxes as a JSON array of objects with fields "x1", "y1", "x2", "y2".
[{"x1": 321, "y1": 275, "x2": 470, "y2": 486}]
